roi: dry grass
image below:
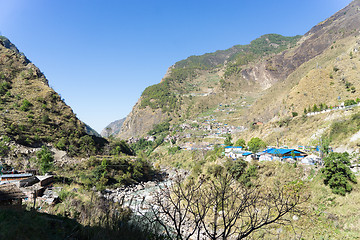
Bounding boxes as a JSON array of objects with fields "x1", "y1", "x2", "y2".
[{"x1": 249, "y1": 162, "x2": 360, "y2": 239}]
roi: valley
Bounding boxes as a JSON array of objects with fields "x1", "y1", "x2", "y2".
[{"x1": 1, "y1": 1, "x2": 360, "y2": 240}]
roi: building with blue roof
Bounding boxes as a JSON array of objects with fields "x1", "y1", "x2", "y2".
[
  {"x1": 259, "y1": 148, "x2": 307, "y2": 162},
  {"x1": 224, "y1": 146, "x2": 253, "y2": 159}
]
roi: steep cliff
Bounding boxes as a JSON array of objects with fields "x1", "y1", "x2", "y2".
[{"x1": 101, "y1": 117, "x2": 126, "y2": 137}]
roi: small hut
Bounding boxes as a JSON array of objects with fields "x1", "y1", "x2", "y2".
[{"x1": 0, "y1": 183, "x2": 26, "y2": 206}]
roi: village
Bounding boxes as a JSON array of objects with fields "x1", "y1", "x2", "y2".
[
  {"x1": 0, "y1": 166, "x2": 57, "y2": 209},
  {"x1": 3, "y1": 100, "x2": 360, "y2": 210},
  {"x1": 224, "y1": 145, "x2": 322, "y2": 165}
]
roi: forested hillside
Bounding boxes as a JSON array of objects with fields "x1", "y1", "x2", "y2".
[{"x1": 0, "y1": 36, "x2": 106, "y2": 156}]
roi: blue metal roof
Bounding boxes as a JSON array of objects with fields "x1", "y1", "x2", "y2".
[
  {"x1": 283, "y1": 155, "x2": 305, "y2": 159},
  {"x1": 265, "y1": 148, "x2": 302, "y2": 155},
  {"x1": 242, "y1": 152, "x2": 252, "y2": 156},
  {"x1": 263, "y1": 148, "x2": 275, "y2": 153},
  {"x1": 1, "y1": 173, "x2": 33, "y2": 178},
  {"x1": 225, "y1": 146, "x2": 243, "y2": 149}
]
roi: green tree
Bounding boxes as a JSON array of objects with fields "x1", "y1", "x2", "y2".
[
  {"x1": 224, "y1": 134, "x2": 233, "y2": 146},
  {"x1": 55, "y1": 137, "x2": 67, "y2": 151},
  {"x1": 344, "y1": 99, "x2": 356, "y2": 106},
  {"x1": 247, "y1": 137, "x2": 266, "y2": 153},
  {"x1": 109, "y1": 140, "x2": 134, "y2": 156},
  {"x1": 226, "y1": 159, "x2": 247, "y2": 180},
  {"x1": 219, "y1": 79, "x2": 226, "y2": 89},
  {"x1": 234, "y1": 138, "x2": 246, "y2": 148},
  {"x1": 322, "y1": 152, "x2": 357, "y2": 195},
  {"x1": 0, "y1": 137, "x2": 10, "y2": 156},
  {"x1": 312, "y1": 104, "x2": 319, "y2": 112},
  {"x1": 36, "y1": 146, "x2": 54, "y2": 174},
  {"x1": 320, "y1": 137, "x2": 331, "y2": 158},
  {"x1": 79, "y1": 135, "x2": 96, "y2": 156}
]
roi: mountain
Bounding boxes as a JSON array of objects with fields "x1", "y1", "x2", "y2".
[
  {"x1": 101, "y1": 117, "x2": 126, "y2": 137},
  {"x1": 118, "y1": 34, "x2": 301, "y2": 139},
  {"x1": 0, "y1": 36, "x2": 107, "y2": 155},
  {"x1": 117, "y1": 0, "x2": 360, "y2": 148}
]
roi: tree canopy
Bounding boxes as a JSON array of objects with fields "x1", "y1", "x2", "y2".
[
  {"x1": 247, "y1": 137, "x2": 266, "y2": 153},
  {"x1": 36, "y1": 146, "x2": 54, "y2": 174},
  {"x1": 234, "y1": 138, "x2": 246, "y2": 148},
  {"x1": 322, "y1": 152, "x2": 357, "y2": 195},
  {"x1": 224, "y1": 134, "x2": 233, "y2": 146}
]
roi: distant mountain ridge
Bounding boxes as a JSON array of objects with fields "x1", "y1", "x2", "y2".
[{"x1": 101, "y1": 118, "x2": 126, "y2": 137}]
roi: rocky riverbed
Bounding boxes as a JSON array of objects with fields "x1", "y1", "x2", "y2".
[
  {"x1": 101, "y1": 167, "x2": 188, "y2": 213},
  {"x1": 99, "y1": 167, "x2": 216, "y2": 239}
]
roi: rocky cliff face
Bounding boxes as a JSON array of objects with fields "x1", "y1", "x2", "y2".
[
  {"x1": 241, "y1": 0, "x2": 360, "y2": 89},
  {"x1": 245, "y1": 0, "x2": 360, "y2": 122},
  {"x1": 118, "y1": 102, "x2": 167, "y2": 139},
  {"x1": 117, "y1": 0, "x2": 360, "y2": 139},
  {"x1": 101, "y1": 117, "x2": 126, "y2": 137}
]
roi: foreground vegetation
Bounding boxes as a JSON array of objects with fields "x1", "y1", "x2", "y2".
[{"x1": 7, "y1": 144, "x2": 359, "y2": 240}]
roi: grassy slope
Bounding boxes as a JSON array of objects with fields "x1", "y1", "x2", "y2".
[
  {"x1": 232, "y1": 35, "x2": 360, "y2": 148},
  {"x1": 0, "y1": 38, "x2": 83, "y2": 145},
  {"x1": 255, "y1": 162, "x2": 360, "y2": 239}
]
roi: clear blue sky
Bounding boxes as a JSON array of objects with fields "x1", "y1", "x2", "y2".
[{"x1": 0, "y1": 0, "x2": 353, "y2": 133}]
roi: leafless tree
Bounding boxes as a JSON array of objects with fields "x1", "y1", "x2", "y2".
[
  {"x1": 143, "y1": 173, "x2": 308, "y2": 240},
  {"x1": 142, "y1": 175, "x2": 205, "y2": 240}
]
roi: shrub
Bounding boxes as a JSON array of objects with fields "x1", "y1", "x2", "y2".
[
  {"x1": 92, "y1": 160, "x2": 108, "y2": 181},
  {"x1": 20, "y1": 99, "x2": 32, "y2": 111},
  {"x1": 0, "y1": 81, "x2": 11, "y2": 95},
  {"x1": 344, "y1": 99, "x2": 356, "y2": 106},
  {"x1": 109, "y1": 140, "x2": 134, "y2": 156},
  {"x1": 277, "y1": 117, "x2": 292, "y2": 127},
  {"x1": 56, "y1": 137, "x2": 67, "y2": 150},
  {"x1": 36, "y1": 146, "x2": 54, "y2": 174},
  {"x1": 226, "y1": 159, "x2": 247, "y2": 180},
  {"x1": 58, "y1": 188, "x2": 75, "y2": 201},
  {"x1": 0, "y1": 140, "x2": 9, "y2": 156},
  {"x1": 41, "y1": 114, "x2": 50, "y2": 124},
  {"x1": 168, "y1": 146, "x2": 181, "y2": 155},
  {"x1": 206, "y1": 164, "x2": 224, "y2": 177},
  {"x1": 148, "y1": 121, "x2": 170, "y2": 136},
  {"x1": 79, "y1": 135, "x2": 96, "y2": 156}
]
